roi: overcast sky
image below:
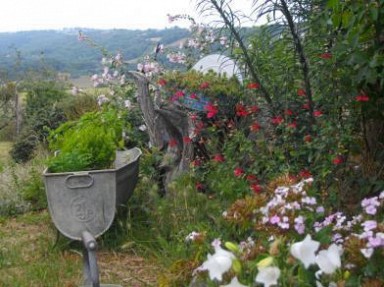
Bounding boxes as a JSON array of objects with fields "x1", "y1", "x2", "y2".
[{"x1": 0, "y1": 0, "x2": 256, "y2": 32}]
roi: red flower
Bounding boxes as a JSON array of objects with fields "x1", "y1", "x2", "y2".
[
  {"x1": 248, "y1": 105, "x2": 260, "y2": 113},
  {"x1": 171, "y1": 90, "x2": 185, "y2": 101},
  {"x1": 205, "y1": 102, "x2": 219, "y2": 118},
  {"x1": 183, "y1": 136, "x2": 192, "y2": 144},
  {"x1": 250, "y1": 122, "x2": 261, "y2": 132},
  {"x1": 356, "y1": 92, "x2": 369, "y2": 102},
  {"x1": 168, "y1": 138, "x2": 178, "y2": 148},
  {"x1": 299, "y1": 169, "x2": 312, "y2": 178},
  {"x1": 212, "y1": 154, "x2": 225, "y2": 163},
  {"x1": 246, "y1": 174, "x2": 258, "y2": 183},
  {"x1": 199, "y1": 82, "x2": 210, "y2": 89},
  {"x1": 234, "y1": 167, "x2": 245, "y2": 177},
  {"x1": 236, "y1": 103, "x2": 249, "y2": 117},
  {"x1": 250, "y1": 183, "x2": 262, "y2": 194},
  {"x1": 190, "y1": 113, "x2": 198, "y2": 121},
  {"x1": 157, "y1": 78, "x2": 167, "y2": 86},
  {"x1": 332, "y1": 155, "x2": 343, "y2": 165},
  {"x1": 284, "y1": 109, "x2": 294, "y2": 116},
  {"x1": 319, "y1": 52, "x2": 332, "y2": 59},
  {"x1": 190, "y1": 93, "x2": 198, "y2": 99},
  {"x1": 191, "y1": 159, "x2": 202, "y2": 167},
  {"x1": 313, "y1": 110, "x2": 323, "y2": 117},
  {"x1": 304, "y1": 135, "x2": 312, "y2": 142},
  {"x1": 271, "y1": 116, "x2": 284, "y2": 125},
  {"x1": 297, "y1": 89, "x2": 306, "y2": 96},
  {"x1": 195, "y1": 182, "x2": 205, "y2": 191},
  {"x1": 302, "y1": 103, "x2": 310, "y2": 110},
  {"x1": 247, "y1": 82, "x2": 260, "y2": 89},
  {"x1": 287, "y1": 121, "x2": 297, "y2": 129}
]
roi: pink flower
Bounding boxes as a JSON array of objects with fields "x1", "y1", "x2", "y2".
[
  {"x1": 190, "y1": 93, "x2": 198, "y2": 99},
  {"x1": 234, "y1": 167, "x2": 244, "y2": 177},
  {"x1": 205, "y1": 102, "x2": 218, "y2": 118},
  {"x1": 270, "y1": 215, "x2": 280, "y2": 224},
  {"x1": 313, "y1": 110, "x2": 323, "y2": 117}
]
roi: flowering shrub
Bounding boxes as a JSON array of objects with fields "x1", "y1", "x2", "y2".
[{"x1": 185, "y1": 178, "x2": 384, "y2": 287}]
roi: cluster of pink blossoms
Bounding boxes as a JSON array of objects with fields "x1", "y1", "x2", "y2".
[
  {"x1": 166, "y1": 52, "x2": 187, "y2": 64},
  {"x1": 314, "y1": 191, "x2": 384, "y2": 259},
  {"x1": 257, "y1": 178, "x2": 324, "y2": 234},
  {"x1": 91, "y1": 54, "x2": 126, "y2": 87}
]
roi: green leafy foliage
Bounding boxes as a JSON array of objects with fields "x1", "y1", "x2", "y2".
[{"x1": 47, "y1": 108, "x2": 125, "y2": 172}]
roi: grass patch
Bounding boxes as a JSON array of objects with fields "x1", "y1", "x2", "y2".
[
  {"x1": 0, "y1": 211, "x2": 160, "y2": 286},
  {"x1": 0, "y1": 141, "x2": 12, "y2": 163}
]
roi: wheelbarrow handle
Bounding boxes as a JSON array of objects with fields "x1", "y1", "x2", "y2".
[
  {"x1": 82, "y1": 231, "x2": 100, "y2": 287},
  {"x1": 65, "y1": 173, "x2": 94, "y2": 189}
]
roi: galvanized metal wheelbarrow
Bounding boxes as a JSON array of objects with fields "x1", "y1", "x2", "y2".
[{"x1": 43, "y1": 148, "x2": 142, "y2": 287}]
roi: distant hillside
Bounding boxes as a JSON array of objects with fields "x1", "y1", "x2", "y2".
[{"x1": 0, "y1": 27, "x2": 190, "y2": 79}]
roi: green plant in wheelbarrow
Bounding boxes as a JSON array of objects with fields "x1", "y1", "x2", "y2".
[{"x1": 47, "y1": 108, "x2": 126, "y2": 173}]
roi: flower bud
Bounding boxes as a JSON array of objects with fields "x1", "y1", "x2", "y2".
[
  {"x1": 257, "y1": 256, "x2": 274, "y2": 268},
  {"x1": 225, "y1": 241, "x2": 239, "y2": 253}
]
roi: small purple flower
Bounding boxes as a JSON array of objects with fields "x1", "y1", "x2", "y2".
[
  {"x1": 362, "y1": 220, "x2": 377, "y2": 232},
  {"x1": 316, "y1": 206, "x2": 325, "y2": 213},
  {"x1": 365, "y1": 205, "x2": 377, "y2": 215},
  {"x1": 270, "y1": 215, "x2": 281, "y2": 224},
  {"x1": 368, "y1": 236, "x2": 383, "y2": 248}
]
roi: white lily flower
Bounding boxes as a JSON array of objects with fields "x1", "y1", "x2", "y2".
[
  {"x1": 220, "y1": 276, "x2": 248, "y2": 287},
  {"x1": 315, "y1": 244, "x2": 342, "y2": 274},
  {"x1": 196, "y1": 239, "x2": 235, "y2": 281},
  {"x1": 290, "y1": 234, "x2": 320, "y2": 268},
  {"x1": 255, "y1": 266, "x2": 280, "y2": 287}
]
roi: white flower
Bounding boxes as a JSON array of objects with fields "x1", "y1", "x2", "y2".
[
  {"x1": 220, "y1": 276, "x2": 248, "y2": 287},
  {"x1": 195, "y1": 239, "x2": 235, "y2": 281},
  {"x1": 138, "y1": 124, "x2": 147, "y2": 131},
  {"x1": 316, "y1": 281, "x2": 337, "y2": 287},
  {"x1": 315, "y1": 244, "x2": 342, "y2": 274},
  {"x1": 360, "y1": 247, "x2": 374, "y2": 259},
  {"x1": 290, "y1": 234, "x2": 320, "y2": 268},
  {"x1": 255, "y1": 266, "x2": 280, "y2": 287},
  {"x1": 124, "y1": 99, "x2": 132, "y2": 109}
]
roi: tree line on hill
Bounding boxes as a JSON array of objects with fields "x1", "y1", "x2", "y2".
[{"x1": 0, "y1": 27, "x2": 191, "y2": 79}]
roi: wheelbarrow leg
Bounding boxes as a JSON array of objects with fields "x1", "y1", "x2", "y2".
[{"x1": 81, "y1": 231, "x2": 100, "y2": 287}]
